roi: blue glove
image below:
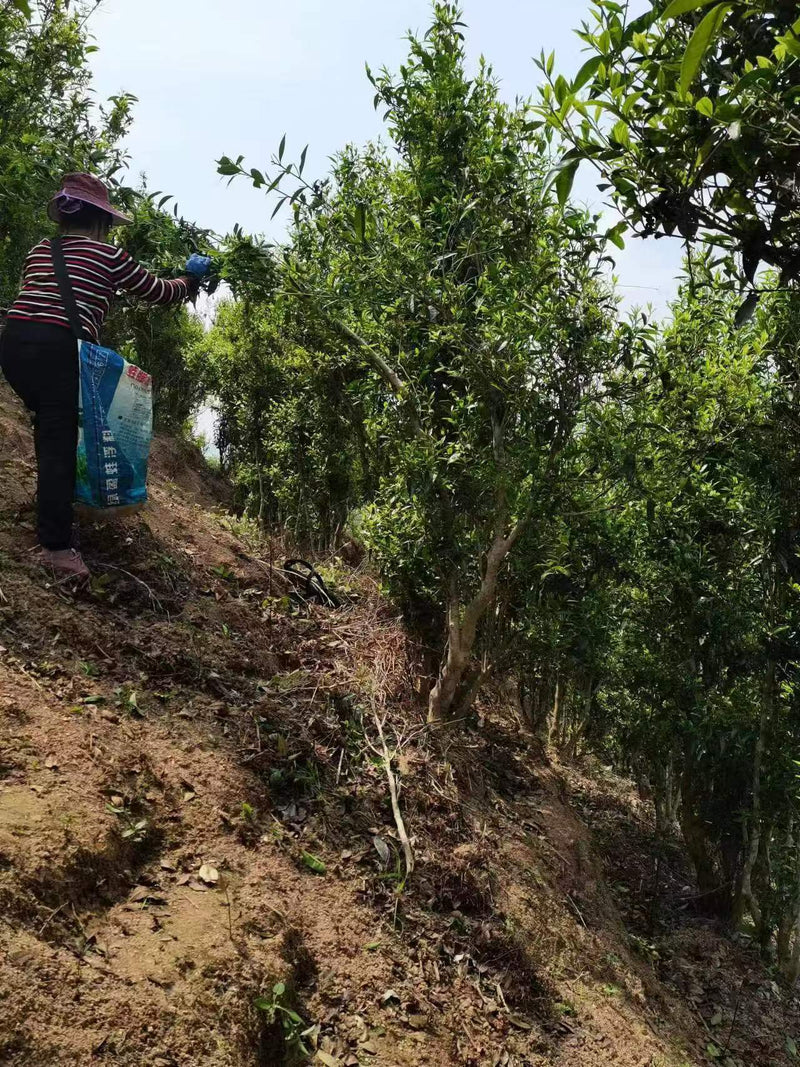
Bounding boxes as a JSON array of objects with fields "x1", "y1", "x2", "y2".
[{"x1": 185, "y1": 253, "x2": 212, "y2": 278}]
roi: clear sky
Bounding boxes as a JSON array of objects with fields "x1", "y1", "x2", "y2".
[{"x1": 89, "y1": 0, "x2": 683, "y2": 316}]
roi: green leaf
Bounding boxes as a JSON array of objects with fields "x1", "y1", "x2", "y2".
[
  {"x1": 786, "y1": 1036, "x2": 798, "y2": 1058},
  {"x1": 354, "y1": 203, "x2": 367, "y2": 244},
  {"x1": 281, "y1": 1008, "x2": 305, "y2": 1025},
  {"x1": 278, "y1": 133, "x2": 286, "y2": 162},
  {"x1": 11, "y1": 0, "x2": 32, "y2": 15},
  {"x1": 680, "y1": 4, "x2": 732, "y2": 94},
  {"x1": 572, "y1": 56, "x2": 603, "y2": 92},
  {"x1": 216, "y1": 157, "x2": 240, "y2": 177},
  {"x1": 605, "y1": 221, "x2": 627, "y2": 249},
  {"x1": 555, "y1": 160, "x2": 579, "y2": 208},
  {"x1": 662, "y1": 0, "x2": 719, "y2": 19},
  {"x1": 695, "y1": 96, "x2": 714, "y2": 117},
  {"x1": 301, "y1": 851, "x2": 326, "y2": 875},
  {"x1": 272, "y1": 981, "x2": 286, "y2": 997},
  {"x1": 299, "y1": 145, "x2": 308, "y2": 175},
  {"x1": 610, "y1": 120, "x2": 631, "y2": 146}
]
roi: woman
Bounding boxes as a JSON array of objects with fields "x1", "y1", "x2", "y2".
[{"x1": 0, "y1": 173, "x2": 210, "y2": 580}]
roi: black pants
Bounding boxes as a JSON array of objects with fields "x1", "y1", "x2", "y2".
[{"x1": 0, "y1": 320, "x2": 79, "y2": 550}]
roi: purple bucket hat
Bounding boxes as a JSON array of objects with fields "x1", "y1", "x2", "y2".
[{"x1": 47, "y1": 172, "x2": 132, "y2": 225}]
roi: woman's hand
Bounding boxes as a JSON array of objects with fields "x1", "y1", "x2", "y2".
[
  {"x1": 180, "y1": 274, "x2": 201, "y2": 299},
  {"x1": 185, "y1": 253, "x2": 212, "y2": 278}
]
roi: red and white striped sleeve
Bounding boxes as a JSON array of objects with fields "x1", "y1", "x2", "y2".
[{"x1": 112, "y1": 248, "x2": 190, "y2": 305}]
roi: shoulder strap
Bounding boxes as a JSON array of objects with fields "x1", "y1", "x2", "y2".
[{"x1": 50, "y1": 237, "x2": 89, "y2": 342}]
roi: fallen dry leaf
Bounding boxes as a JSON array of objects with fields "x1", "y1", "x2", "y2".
[
  {"x1": 129, "y1": 885, "x2": 167, "y2": 905},
  {"x1": 198, "y1": 863, "x2": 219, "y2": 885},
  {"x1": 372, "y1": 836, "x2": 390, "y2": 868}
]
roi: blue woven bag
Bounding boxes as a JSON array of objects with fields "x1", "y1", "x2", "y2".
[{"x1": 51, "y1": 237, "x2": 152, "y2": 515}]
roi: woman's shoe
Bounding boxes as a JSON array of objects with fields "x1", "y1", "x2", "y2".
[{"x1": 37, "y1": 548, "x2": 90, "y2": 581}]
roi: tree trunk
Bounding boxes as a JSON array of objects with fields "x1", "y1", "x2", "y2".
[
  {"x1": 735, "y1": 660, "x2": 774, "y2": 933},
  {"x1": 255, "y1": 442, "x2": 268, "y2": 531},
  {"x1": 428, "y1": 521, "x2": 523, "y2": 723},
  {"x1": 520, "y1": 662, "x2": 556, "y2": 744},
  {"x1": 566, "y1": 673, "x2": 593, "y2": 759},
  {"x1": 680, "y1": 760, "x2": 721, "y2": 900},
  {"x1": 551, "y1": 674, "x2": 562, "y2": 749},
  {"x1": 781, "y1": 821, "x2": 800, "y2": 983}
]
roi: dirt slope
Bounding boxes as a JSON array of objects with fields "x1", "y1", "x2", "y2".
[{"x1": 0, "y1": 379, "x2": 798, "y2": 1067}]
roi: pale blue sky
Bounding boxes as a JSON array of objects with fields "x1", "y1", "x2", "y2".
[{"x1": 89, "y1": 0, "x2": 682, "y2": 315}]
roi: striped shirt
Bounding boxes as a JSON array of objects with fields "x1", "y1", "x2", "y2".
[{"x1": 7, "y1": 236, "x2": 190, "y2": 342}]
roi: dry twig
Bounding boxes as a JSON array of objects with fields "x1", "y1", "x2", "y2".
[
  {"x1": 38, "y1": 901, "x2": 67, "y2": 936},
  {"x1": 98, "y1": 563, "x2": 164, "y2": 613},
  {"x1": 373, "y1": 714, "x2": 414, "y2": 880}
]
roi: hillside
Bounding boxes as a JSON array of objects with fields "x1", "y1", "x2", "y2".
[{"x1": 0, "y1": 378, "x2": 797, "y2": 1067}]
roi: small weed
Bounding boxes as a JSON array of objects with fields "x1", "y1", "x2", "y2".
[
  {"x1": 105, "y1": 802, "x2": 149, "y2": 843},
  {"x1": 555, "y1": 1000, "x2": 577, "y2": 1017},
  {"x1": 300, "y1": 851, "x2": 326, "y2": 875},
  {"x1": 89, "y1": 573, "x2": 112, "y2": 599},
  {"x1": 254, "y1": 981, "x2": 310, "y2": 1058},
  {"x1": 220, "y1": 513, "x2": 261, "y2": 543},
  {"x1": 378, "y1": 852, "x2": 407, "y2": 891},
  {"x1": 268, "y1": 671, "x2": 313, "y2": 694},
  {"x1": 114, "y1": 684, "x2": 141, "y2": 717},
  {"x1": 212, "y1": 564, "x2": 237, "y2": 582},
  {"x1": 629, "y1": 933, "x2": 660, "y2": 962},
  {"x1": 292, "y1": 759, "x2": 322, "y2": 798},
  {"x1": 601, "y1": 983, "x2": 621, "y2": 996},
  {"x1": 78, "y1": 660, "x2": 98, "y2": 678},
  {"x1": 275, "y1": 734, "x2": 289, "y2": 757}
]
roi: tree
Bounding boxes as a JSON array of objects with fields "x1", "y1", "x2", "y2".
[
  {"x1": 0, "y1": 0, "x2": 133, "y2": 306},
  {"x1": 537, "y1": 0, "x2": 800, "y2": 310},
  {"x1": 202, "y1": 297, "x2": 374, "y2": 546},
  {"x1": 218, "y1": 3, "x2": 622, "y2": 722}
]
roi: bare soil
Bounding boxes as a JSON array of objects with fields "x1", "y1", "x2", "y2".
[{"x1": 1, "y1": 380, "x2": 798, "y2": 1067}]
